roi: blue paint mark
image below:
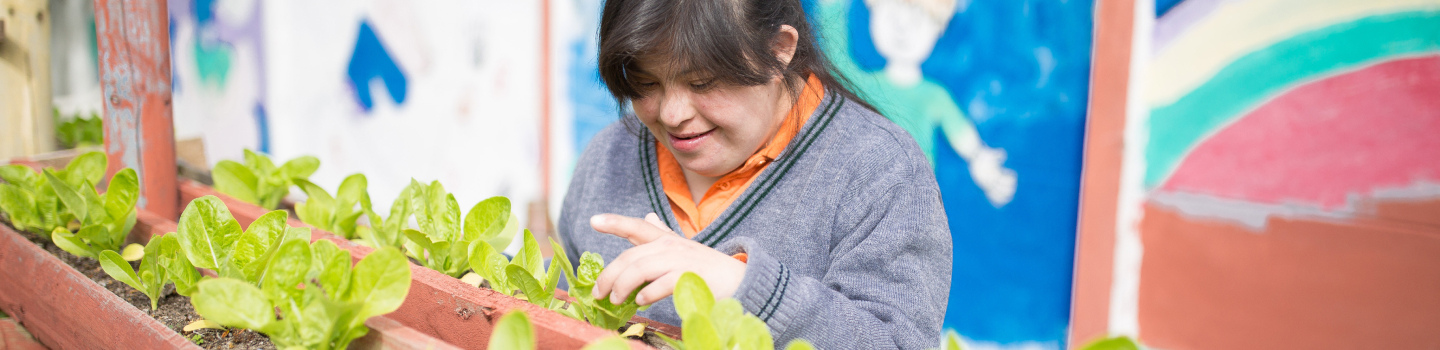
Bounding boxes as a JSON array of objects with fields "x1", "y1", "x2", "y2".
[
  {"x1": 828, "y1": 0, "x2": 1092, "y2": 347},
  {"x1": 254, "y1": 103, "x2": 270, "y2": 154},
  {"x1": 346, "y1": 20, "x2": 408, "y2": 112},
  {"x1": 1157, "y1": 0, "x2": 1185, "y2": 18},
  {"x1": 170, "y1": 17, "x2": 181, "y2": 92},
  {"x1": 194, "y1": 0, "x2": 216, "y2": 26}
]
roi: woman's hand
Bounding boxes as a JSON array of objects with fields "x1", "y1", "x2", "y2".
[{"x1": 589, "y1": 213, "x2": 746, "y2": 306}]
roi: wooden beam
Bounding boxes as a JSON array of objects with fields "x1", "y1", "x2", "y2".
[
  {"x1": 94, "y1": 0, "x2": 178, "y2": 219},
  {"x1": 1069, "y1": 0, "x2": 1136, "y2": 347}
]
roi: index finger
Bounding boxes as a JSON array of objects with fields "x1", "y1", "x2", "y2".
[{"x1": 591, "y1": 214, "x2": 668, "y2": 246}]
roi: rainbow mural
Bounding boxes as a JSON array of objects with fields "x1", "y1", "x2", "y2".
[{"x1": 1117, "y1": 0, "x2": 1440, "y2": 348}]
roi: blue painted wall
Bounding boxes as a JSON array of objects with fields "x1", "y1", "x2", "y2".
[{"x1": 808, "y1": 0, "x2": 1092, "y2": 347}]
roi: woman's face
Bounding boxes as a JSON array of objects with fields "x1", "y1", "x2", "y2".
[{"x1": 629, "y1": 60, "x2": 791, "y2": 179}]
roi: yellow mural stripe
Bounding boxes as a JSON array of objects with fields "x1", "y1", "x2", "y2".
[{"x1": 1147, "y1": 0, "x2": 1440, "y2": 107}]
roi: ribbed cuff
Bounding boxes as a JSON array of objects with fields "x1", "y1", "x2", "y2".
[{"x1": 719, "y1": 238, "x2": 796, "y2": 337}]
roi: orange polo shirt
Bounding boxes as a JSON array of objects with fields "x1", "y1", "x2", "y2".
[{"x1": 656, "y1": 74, "x2": 824, "y2": 242}]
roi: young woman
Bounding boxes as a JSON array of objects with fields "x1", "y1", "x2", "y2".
[{"x1": 557, "y1": 0, "x2": 952, "y2": 348}]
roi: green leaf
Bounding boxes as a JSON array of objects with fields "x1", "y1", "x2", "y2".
[
  {"x1": 437, "y1": 194, "x2": 462, "y2": 242},
  {"x1": 403, "y1": 229, "x2": 434, "y2": 256},
  {"x1": 467, "y1": 240, "x2": 512, "y2": 294},
  {"x1": 0, "y1": 184, "x2": 39, "y2": 231},
  {"x1": 243, "y1": 149, "x2": 277, "y2": 175},
  {"x1": 673, "y1": 272, "x2": 714, "y2": 322},
  {"x1": 312, "y1": 239, "x2": 353, "y2": 300},
  {"x1": 233, "y1": 210, "x2": 290, "y2": 280},
  {"x1": 102, "y1": 168, "x2": 139, "y2": 222},
  {"x1": 513, "y1": 230, "x2": 544, "y2": 278},
  {"x1": 211, "y1": 160, "x2": 260, "y2": 205},
  {"x1": 349, "y1": 247, "x2": 411, "y2": 320},
  {"x1": 293, "y1": 179, "x2": 335, "y2": 232},
  {"x1": 63, "y1": 151, "x2": 107, "y2": 187},
  {"x1": 489, "y1": 311, "x2": 536, "y2": 350},
  {"x1": 1079, "y1": 336, "x2": 1139, "y2": 350},
  {"x1": 159, "y1": 234, "x2": 202, "y2": 296},
  {"x1": 193, "y1": 278, "x2": 276, "y2": 330},
  {"x1": 175, "y1": 196, "x2": 244, "y2": 271},
  {"x1": 708, "y1": 299, "x2": 745, "y2": 338},
  {"x1": 544, "y1": 253, "x2": 564, "y2": 295},
  {"x1": 44, "y1": 169, "x2": 88, "y2": 223},
  {"x1": 507, "y1": 264, "x2": 553, "y2": 305},
  {"x1": 785, "y1": 339, "x2": 818, "y2": 350},
  {"x1": 52, "y1": 227, "x2": 96, "y2": 258},
  {"x1": 278, "y1": 156, "x2": 320, "y2": 180},
  {"x1": 487, "y1": 214, "x2": 522, "y2": 252},
  {"x1": 581, "y1": 336, "x2": 632, "y2": 350},
  {"x1": 0, "y1": 164, "x2": 38, "y2": 188},
  {"x1": 335, "y1": 174, "x2": 367, "y2": 211},
  {"x1": 681, "y1": 312, "x2": 722, "y2": 350},
  {"x1": 98, "y1": 249, "x2": 142, "y2": 292},
  {"x1": 576, "y1": 252, "x2": 605, "y2": 288},
  {"x1": 462, "y1": 196, "x2": 510, "y2": 242},
  {"x1": 549, "y1": 238, "x2": 577, "y2": 290},
  {"x1": 260, "y1": 238, "x2": 313, "y2": 303},
  {"x1": 730, "y1": 314, "x2": 773, "y2": 350}
]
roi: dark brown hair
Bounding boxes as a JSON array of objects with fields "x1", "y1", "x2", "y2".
[{"x1": 597, "y1": 0, "x2": 875, "y2": 116}]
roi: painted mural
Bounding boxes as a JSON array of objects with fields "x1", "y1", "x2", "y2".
[
  {"x1": 172, "y1": 0, "x2": 545, "y2": 233},
  {"x1": 1104, "y1": 0, "x2": 1440, "y2": 348},
  {"x1": 554, "y1": 1, "x2": 1095, "y2": 349},
  {"x1": 168, "y1": 0, "x2": 268, "y2": 162}
]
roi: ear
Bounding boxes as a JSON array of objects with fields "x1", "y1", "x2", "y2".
[{"x1": 772, "y1": 24, "x2": 801, "y2": 68}]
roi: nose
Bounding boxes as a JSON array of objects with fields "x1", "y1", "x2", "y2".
[{"x1": 657, "y1": 89, "x2": 697, "y2": 128}]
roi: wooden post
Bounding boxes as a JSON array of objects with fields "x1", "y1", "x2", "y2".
[
  {"x1": 94, "y1": 0, "x2": 178, "y2": 219},
  {"x1": 0, "y1": 0, "x2": 56, "y2": 159}
]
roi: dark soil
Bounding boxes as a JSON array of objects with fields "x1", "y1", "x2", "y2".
[{"x1": 11, "y1": 225, "x2": 276, "y2": 350}]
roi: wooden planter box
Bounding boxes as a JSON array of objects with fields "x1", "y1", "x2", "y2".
[
  {"x1": 0, "y1": 195, "x2": 457, "y2": 350},
  {"x1": 178, "y1": 180, "x2": 676, "y2": 349},
  {"x1": 0, "y1": 223, "x2": 198, "y2": 350}
]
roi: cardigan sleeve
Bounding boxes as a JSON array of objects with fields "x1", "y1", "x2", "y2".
[{"x1": 718, "y1": 178, "x2": 952, "y2": 350}]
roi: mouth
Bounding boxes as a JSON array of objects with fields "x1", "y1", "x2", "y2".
[{"x1": 668, "y1": 128, "x2": 715, "y2": 152}]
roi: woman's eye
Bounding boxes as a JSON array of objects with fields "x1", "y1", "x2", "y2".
[{"x1": 690, "y1": 80, "x2": 712, "y2": 89}]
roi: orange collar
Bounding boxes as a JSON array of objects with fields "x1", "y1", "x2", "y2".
[{"x1": 656, "y1": 74, "x2": 825, "y2": 238}]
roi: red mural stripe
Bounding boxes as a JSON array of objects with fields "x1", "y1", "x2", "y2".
[{"x1": 1160, "y1": 55, "x2": 1440, "y2": 210}]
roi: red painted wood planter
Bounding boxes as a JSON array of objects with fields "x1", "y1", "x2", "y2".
[
  {"x1": 0, "y1": 208, "x2": 458, "y2": 350},
  {"x1": 0, "y1": 223, "x2": 198, "y2": 350},
  {"x1": 177, "y1": 180, "x2": 677, "y2": 349}
]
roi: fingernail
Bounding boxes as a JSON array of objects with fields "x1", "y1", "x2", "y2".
[
  {"x1": 636, "y1": 295, "x2": 647, "y2": 305},
  {"x1": 591, "y1": 288, "x2": 603, "y2": 300},
  {"x1": 590, "y1": 215, "x2": 608, "y2": 227}
]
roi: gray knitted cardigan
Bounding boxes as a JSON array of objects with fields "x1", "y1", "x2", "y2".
[{"x1": 557, "y1": 91, "x2": 952, "y2": 349}]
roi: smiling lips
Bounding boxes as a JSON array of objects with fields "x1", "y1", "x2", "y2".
[{"x1": 668, "y1": 129, "x2": 715, "y2": 152}]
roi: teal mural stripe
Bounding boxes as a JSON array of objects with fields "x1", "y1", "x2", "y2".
[{"x1": 1145, "y1": 11, "x2": 1440, "y2": 188}]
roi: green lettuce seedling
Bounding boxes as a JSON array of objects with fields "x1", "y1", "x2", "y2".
[
  {"x1": 212, "y1": 149, "x2": 319, "y2": 210},
  {"x1": 294, "y1": 174, "x2": 367, "y2": 239},
  {"x1": 664, "y1": 272, "x2": 817, "y2": 350},
  {"x1": 403, "y1": 180, "x2": 519, "y2": 277},
  {"x1": 191, "y1": 244, "x2": 412, "y2": 350},
  {"x1": 488, "y1": 310, "x2": 537, "y2": 350},
  {"x1": 0, "y1": 151, "x2": 107, "y2": 236},
  {"x1": 55, "y1": 110, "x2": 103, "y2": 148},
  {"x1": 468, "y1": 229, "x2": 562, "y2": 309},
  {"x1": 171, "y1": 196, "x2": 309, "y2": 284},
  {"x1": 356, "y1": 182, "x2": 414, "y2": 249},
  {"x1": 546, "y1": 241, "x2": 646, "y2": 331},
  {"x1": 98, "y1": 234, "x2": 166, "y2": 310},
  {"x1": 47, "y1": 167, "x2": 138, "y2": 258},
  {"x1": 157, "y1": 233, "x2": 204, "y2": 296}
]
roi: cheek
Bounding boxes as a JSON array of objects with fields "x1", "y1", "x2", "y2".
[{"x1": 632, "y1": 97, "x2": 661, "y2": 123}]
